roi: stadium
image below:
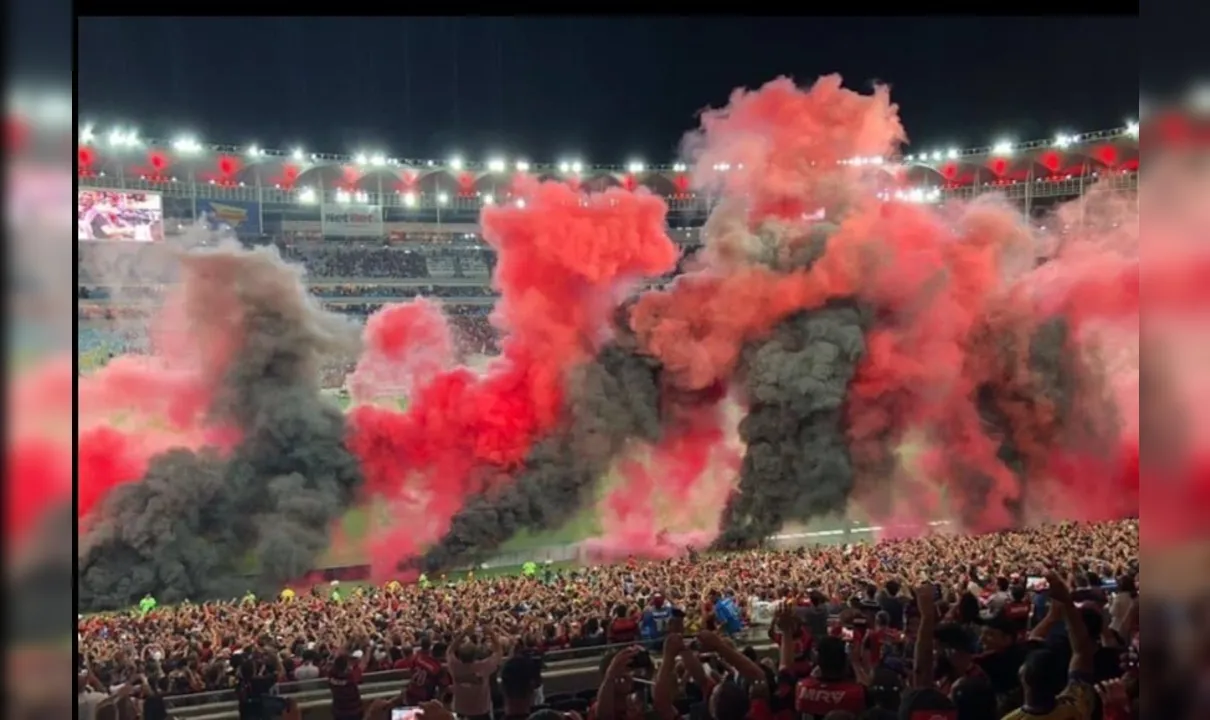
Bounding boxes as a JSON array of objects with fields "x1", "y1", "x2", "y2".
[
  {"x1": 62, "y1": 61, "x2": 1157, "y2": 720},
  {"x1": 76, "y1": 120, "x2": 1141, "y2": 580}
]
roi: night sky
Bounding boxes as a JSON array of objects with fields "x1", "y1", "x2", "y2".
[{"x1": 77, "y1": 17, "x2": 1138, "y2": 164}]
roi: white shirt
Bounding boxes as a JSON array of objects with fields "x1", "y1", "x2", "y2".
[
  {"x1": 749, "y1": 598, "x2": 782, "y2": 625},
  {"x1": 77, "y1": 690, "x2": 108, "y2": 720},
  {"x1": 294, "y1": 663, "x2": 320, "y2": 681}
]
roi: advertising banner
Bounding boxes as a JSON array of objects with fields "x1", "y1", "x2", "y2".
[
  {"x1": 77, "y1": 189, "x2": 164, "y2": 242},
  {"x1": 320, "y1": 203, "x2": 384, "y2": 238},
  {"x1": 198, "y1": 199, "x2": 263, "y2": 235}
]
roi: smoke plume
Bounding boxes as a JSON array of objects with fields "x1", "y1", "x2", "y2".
[
  {"x1": 77, "y1": 244, "x2": 363, "y2": 609},
  {"x1": 716, "y1": 303, "x2": 868, "y2": 548},
  {"x1": 53, "y1": 74, "x2": 1186, "y2": 596}
]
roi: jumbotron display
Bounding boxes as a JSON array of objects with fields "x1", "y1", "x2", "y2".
[{"x1": 77, "y1": 190, "x2": 163, "y2": 242}]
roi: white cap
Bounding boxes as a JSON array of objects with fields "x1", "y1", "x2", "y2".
[{"x1": 352, "y1": 650, "x2": 364, "y2": 659}]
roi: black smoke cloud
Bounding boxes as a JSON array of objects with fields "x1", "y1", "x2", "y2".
[
  {"x1": 713, "y1": 303, "x2": 868, "y2": 549},
  {"x1": 77, "y1": 245, "x2": 364, "y2": 611}
]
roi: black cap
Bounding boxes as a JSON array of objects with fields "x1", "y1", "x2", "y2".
[{"x1": 933, "y1": 623, "x2": 978, "y2": 654}]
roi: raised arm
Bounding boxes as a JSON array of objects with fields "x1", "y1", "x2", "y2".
[
  {"x1": 1045, "y1": 572, "x2": 1094, "y2": 676},
  {"x1": 912, "y1": 584, "x2": 936, "y2": 689},
  {"x1": 653, "y1": 633, "x2": 685, "y2": 720},
  {"x1": 696, "y1": 631, "x2": 764, "y2": 683}
]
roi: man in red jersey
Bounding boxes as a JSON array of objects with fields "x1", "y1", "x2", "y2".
[
  {"x1": 608, "y1": 604, "x2": 640, "y2": 645},
  {"x1": 768, "y1": 606, "x2": 814, "y2": 678},
  {"x1": 327, "y1": 652, "x2": 368, "y2": 720},
  {"x1": 795, "y1": 636, "x2": 867, "y2": 719},
  {"x1": 1002, "y1": 584, "x2": 1033, "y2": 639},
  {"x1": 405, "y1": 637, "x2": 446, "y2": 705}
]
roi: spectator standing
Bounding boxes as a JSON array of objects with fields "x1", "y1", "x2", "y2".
[
  {"x1": 448, "y1": 629, "x2": 502, "y2": 720},
  {"x1": 328, "y1": 652, "x2": 369, "y2": 720}
]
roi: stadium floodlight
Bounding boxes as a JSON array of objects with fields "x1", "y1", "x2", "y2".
[
  {"x1": 448, "y1": 156, "x2": 464, "y2": 171},
  {"x1": 437, "y1": 192, "x2": 449, "y2": 205},
  {"x1": 1053, "y1": 134, "x2": 1073, "y2": 149},
  {"x1": 1126, "y1": 120, "x2": 1139, "y2": 138},
  {"x1": 172, "y1": 135, "x2": 203, "y2": 154},
  {"x1": 515, "y1": 198, "x2": 526, "y2": 209},
  {"x1": 292, "y1": 148, "x2": 305, "y2": 162},
  {"x1": 903, "y1": 155, "x2": 914, "y2": 162},
  {"x1": 627, "y1": 161, "x2": 645, "y2": 174},
  {"x1": 946, "y1": 148, "x2": 959, "y2": 160},
  {"x1": 354, "y1": 153, "x2": 368, "y2": 166},
  {"x1": 570, "y1": 161, "x2": 583, "y2": 174},
  {"x1": 482, "y1": 193, "x2": 495, "y2": 205},
  {"x1": 80, "y1": 124, "x2": 95, "y2": 144},
  {"x1": 991, "y1": 140, "x2": 1014, "y2": 156},
  {"x1": 672, "y1": 162, "x2": 687, "y2": 172},
  {"x1": 929, "y1": 151, "x2": 941, "y2": 162},
  {"x1": 107, "y1": 128, "x2": 137, "y2": 148},
  {"x1": 402, "y1": 191, "x2": 417, "y2": 207},
  {"x1": 335, "y1": 189, "x2": 351, "y2": 204},
  {"x1": 247, "y1": 145, "x2": 263, "y2": 158},
  {"x1": 558, "y1": 161, "x2": 571, "y2": 173},
  {"x1": 370, "y1": 154, "x2": 387, "y2": 167},
  {"x1": 515, "y1": 160, "x2": 530, "y2": 172},
  {"x1": 298, "y1": 187, "x2": 318, "y2": 204},
  {"x1": 1190, "y1": 84, "x2": 1210, "y2": 113},
  {"x1": 487, "y1": 158, "x2": 507, "y2": 173}
]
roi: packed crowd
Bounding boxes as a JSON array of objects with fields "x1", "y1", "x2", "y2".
[
  {"x1": 78, "y1": 519, "x2": 1141, "y2": 719},
  {"x1": 278, "y1": 246, "x2": 430, "y2": 279},
  {"x1": 76, "y1": 235, "x2": 694, "y2": 285},
  {"x1": 77, "y1": 305, "x2": 499, "y2": 381},
  {"x1": 77, "y1": 241, "x2": 465, "y2": 283}
]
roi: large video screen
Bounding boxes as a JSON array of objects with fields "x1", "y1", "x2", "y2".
[{"x1": 77, "y1": 190, "x2": 164, "y2": 242}]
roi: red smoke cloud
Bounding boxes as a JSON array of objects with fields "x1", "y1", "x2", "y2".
[
  {"x1": 347, "y1": 298, "x2": 454, "y2": 404},
  {"x1": 347, "y1": 180, "x2": 678, "y2": 576}
]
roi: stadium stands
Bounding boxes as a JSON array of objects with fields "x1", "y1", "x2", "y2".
[{"x1": 78, "y1": 519, "x2": 1139, "y2": 720}]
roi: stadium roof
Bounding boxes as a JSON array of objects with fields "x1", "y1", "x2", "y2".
[{"x1": 79, "y1": 121, "x2": 1139, "y2": 176}]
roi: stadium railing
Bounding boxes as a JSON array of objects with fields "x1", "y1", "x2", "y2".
[{"x1": 164, "y1": 628, "x2": 776, "y2": 720}]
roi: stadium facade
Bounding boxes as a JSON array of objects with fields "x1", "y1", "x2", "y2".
[
  {"x1": 77, "y1": 124, "x2": 1140, "y2": 362},
  {"x1": 78, "y1": 124, "x2": 1138, "y2": 243}
]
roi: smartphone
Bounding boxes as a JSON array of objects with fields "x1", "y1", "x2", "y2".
[
  {"x1": 1026, "y1": 577, "x2": 1049, "y2": 591},
  {"x1": 392, "y1": 708, "x2": 421, "y2": 720}
]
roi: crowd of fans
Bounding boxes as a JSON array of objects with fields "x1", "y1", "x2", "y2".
[
  {"x1": 75, "y1": 236, "x2": 693, "y2": 285},
  {"x1": 77, "y1": 240, "x2": 474, "y2": 283},
  {"x1": 314, "y1": 285, "x2": 496, "y2": 300},
  {"x1": 77, "y1": 304, "x2": 498, "y2": 381},
  {"x1": 78, "y1": 519, "x2": 1140, "y2": 720},
  {"x1": 277, "y1": 246, "x2": 430, "y2": 279}
]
